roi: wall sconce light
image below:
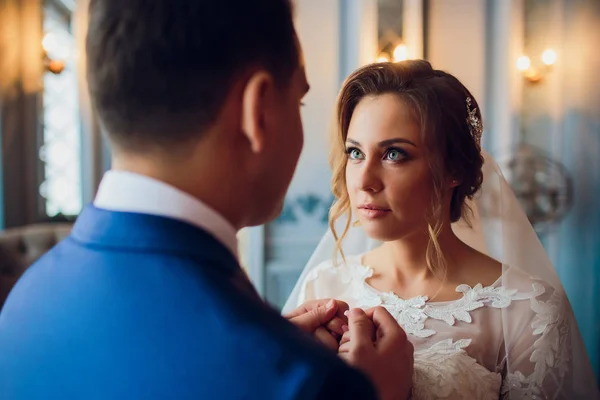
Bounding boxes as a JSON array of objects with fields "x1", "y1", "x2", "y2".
[
  {"x1": 376, "y1": 42, "x2": 409, "y2": 63},
  {"x1": 517, "y1": 49, "x2": 557, "y2": 84},
  {"x1": 42, "y1": 33, "x2": 66, "y2": 75}
]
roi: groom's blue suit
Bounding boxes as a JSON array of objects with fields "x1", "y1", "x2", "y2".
[{"x1": 0, "y1": 206, "x2": 375, "y2": 399}]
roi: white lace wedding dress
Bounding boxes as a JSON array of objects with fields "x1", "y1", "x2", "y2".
[{"x1": 296, "y1": 255, "x2": 575, "y2": 400}]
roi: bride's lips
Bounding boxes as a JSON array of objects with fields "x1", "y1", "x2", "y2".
[{"x1": 358, "y1": 204, "x2": 391, "y2": 219}]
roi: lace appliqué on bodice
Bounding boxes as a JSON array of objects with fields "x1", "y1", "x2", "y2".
[
  {"x1": 348, "y1": 263, "x2": 543, "y2": 338},
  {"x1": 413, "y1": 339, "x2": 501, "y2": 400}
]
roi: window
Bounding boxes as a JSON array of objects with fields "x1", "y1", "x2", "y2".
[{"x1": 39, "y1": 0, "x2": 82, "y2": 218}]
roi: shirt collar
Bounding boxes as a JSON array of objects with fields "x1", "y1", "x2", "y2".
[{"x1": 93, "y1": 170, "x2": 238, "y2": 259}]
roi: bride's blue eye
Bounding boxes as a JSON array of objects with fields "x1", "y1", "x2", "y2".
[
  {"x1": 346, "y1": 147, "x2": 364, "y2": 160},
  {"x1": 385, "y1": 148, "x2": 407, "y2": 162}
]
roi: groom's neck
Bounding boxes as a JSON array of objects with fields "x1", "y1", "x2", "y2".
[{"x1": 110, "y1": 143, "x2": 249, "y2": 230}]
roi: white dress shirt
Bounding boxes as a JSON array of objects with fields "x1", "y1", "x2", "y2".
[{"x1": 93, "y1": 170, "x2": 238, "y2": 258}]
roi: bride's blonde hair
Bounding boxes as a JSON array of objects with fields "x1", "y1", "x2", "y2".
[{"x1": 329, "y1": 60, "x2": 484, "y2": 277}]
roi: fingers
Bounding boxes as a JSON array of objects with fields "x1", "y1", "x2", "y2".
[
  {"x1": 346, "y1": 308, "x2": 375, "y2": 348},
  {"x1": 324, "y1": 300, "x2": 350, "y2": 335},
  {"x1": 365, "y1": 306, "x2": 405, "y2": 341},
  {"x1": 338, "y1": 309, "x2": 375, "y2": 369},
  {"x1": 284, "y1": 298, "x2": 338, "y2": 319},
  {"x1": 366, "y1": 307, "x2": 412, "y2": 365},
  {"x1": 326, "y1": 300, "x2": 350, "y2": 336},
  {"x1": 325, "y1": 316, "x2": 348, "y2": 336},
  {"x1": 338, "y1": 331, "x2": 351, "y2": 354},
  {"x1": 339, "y1": 307, "x2": 404, "y2": 349},
  {"x1": 338, "y1": 305, "x2": 415, "y2": 400},
  {"x1": 288, "y1": 299, "x2": 338, "y2": 333},
  {"x1": 335, "y1": 301, "x2": 350, "y2": 321},
  {"x1": 314, "y1": 327, "x2": 339, "y2": 351},
  {"x1": 285, "y1": 299, "x2": 351, "y2": 336},
  {"x1": 338, "y1": 314, "x2": 372, "y2": 353},
  {"x1": 339, "y1": 330, "x2": 350, "y2": 346}
]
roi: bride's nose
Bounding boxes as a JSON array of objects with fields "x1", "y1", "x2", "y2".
[{"x1": 355, "y1": 161, "x2": 383, "y2": 193}]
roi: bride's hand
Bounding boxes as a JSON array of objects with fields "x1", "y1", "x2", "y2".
[
  {"x1": 284, "y1": 299, "x2": 350, "y2": 351},
  {"x1": 338, "y1": 307, "x2": 414, "y2": 400}
]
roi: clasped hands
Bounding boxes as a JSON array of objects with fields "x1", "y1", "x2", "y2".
[{"x1": 285, "y1": 299, "x2": 414, "y2": 400}]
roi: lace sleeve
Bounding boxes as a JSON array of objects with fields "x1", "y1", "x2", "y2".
[
  {"x1": 500, "y1": 283, "x2": 577, "y2": 399},
  {"x1": 295, "y1": 260, "x2": 332, "y2": 307},
  {"x1": 282, "y1": 256, "x2": 354, "y2": 314}
]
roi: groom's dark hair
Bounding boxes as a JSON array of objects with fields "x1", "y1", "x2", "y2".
[{"x1": 86, "y1": 0, "x2": 297, "y2": 152}]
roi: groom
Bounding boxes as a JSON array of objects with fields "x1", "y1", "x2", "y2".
[{"x1": 0, "y1": 1, "x2": 413, "y2": 399}]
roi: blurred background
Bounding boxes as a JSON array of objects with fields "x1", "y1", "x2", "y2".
[{"x1": 0, "y1": 0, "x2": 598, "y2": 379}]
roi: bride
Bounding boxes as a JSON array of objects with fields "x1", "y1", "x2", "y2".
[{"x1": 283, "y1": 60, "x2": 599, "y2": 399}]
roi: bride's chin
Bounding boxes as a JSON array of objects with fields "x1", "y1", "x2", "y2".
[{"x1": 361, "y1": 223, "x2": 405, "y2": 243}]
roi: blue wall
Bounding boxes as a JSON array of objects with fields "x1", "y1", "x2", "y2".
[{"x1": 520, "y1": 0, "x2": 600, "y2": 378}]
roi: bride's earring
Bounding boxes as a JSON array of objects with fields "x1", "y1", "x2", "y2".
[{"x1": 352, "y1": 220, "x2": 361, "y2": 227}]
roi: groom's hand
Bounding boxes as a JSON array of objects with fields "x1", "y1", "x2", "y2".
[
  {"x1": 285, "y1": 299, "x2": 350, "y2": 351},
  {"x1": 338, "y1": 307, "x2": 414, "y2": 400}
]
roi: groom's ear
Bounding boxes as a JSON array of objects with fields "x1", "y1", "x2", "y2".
[{"x1": 240, "y1": 71, "x2": 277, "y2": 154}]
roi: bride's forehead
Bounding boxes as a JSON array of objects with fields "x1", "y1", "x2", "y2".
[{"x1": 348, "y1": 97, "x2": 420, "y2": 143}]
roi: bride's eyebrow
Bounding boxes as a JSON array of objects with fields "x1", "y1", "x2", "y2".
[
  {"x1": 378, "y1": 138, "x2": 417, "y2": 148},
  {"x1": 345, "y1": 138, "x2": 417, "y2": 148}
]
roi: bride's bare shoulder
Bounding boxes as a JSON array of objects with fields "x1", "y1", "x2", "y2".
[
  {"x1": 455, "y1": 249, "x2": 554, "y2": 293},
  {"x1": 454, "y1": 248, "x2": 503, "y2": 288}
]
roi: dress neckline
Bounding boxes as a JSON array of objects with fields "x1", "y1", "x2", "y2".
[{"x1": 345, "y1": 254, "x2": 504, "y2": 305}]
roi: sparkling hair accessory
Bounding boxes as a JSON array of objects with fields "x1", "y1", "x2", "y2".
[{"x1": 466, "y1": 97, "x2": 483, "y2": 148}]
